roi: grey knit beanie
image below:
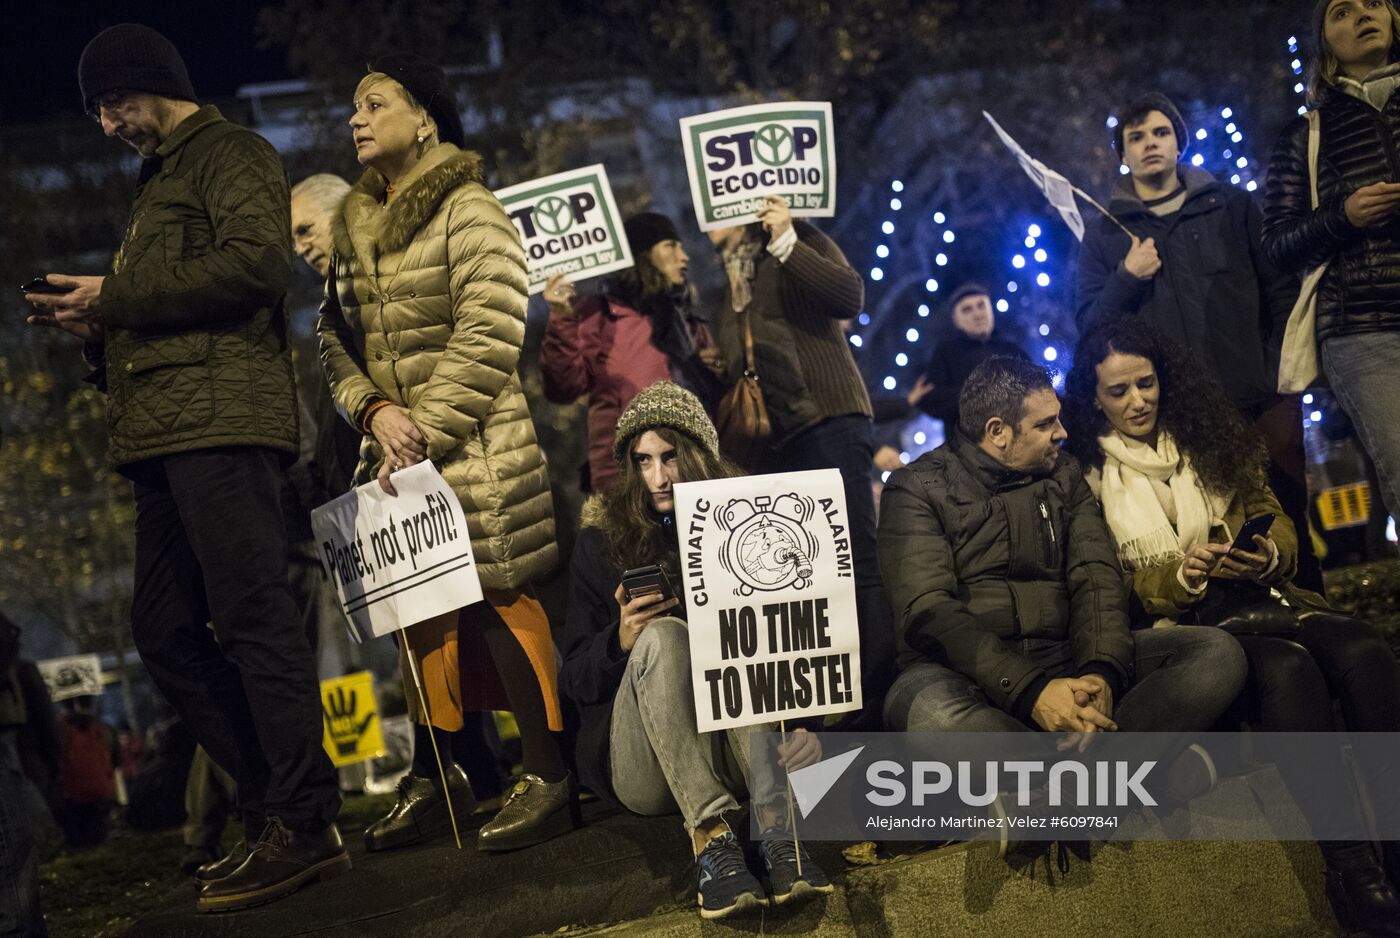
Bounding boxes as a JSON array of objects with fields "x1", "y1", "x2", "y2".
[{"x1": 613, "y1": 381, "x2": 719, "y2": 461}]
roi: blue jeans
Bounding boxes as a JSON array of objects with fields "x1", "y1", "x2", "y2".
[
  {"x1": 1322, "y1": 331, "x2": 1400, "y2": 519},
  {"x1": 884, "y1": 626, "x2": 1246, "y2": 734},
  {"x1": 0, "y1": 730, "x2": 45, "y2": 936}
]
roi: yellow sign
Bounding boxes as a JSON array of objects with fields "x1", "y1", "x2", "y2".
[
  {"x1": 1316, "y1": 483, "x2": 1372, "y2": 530},
  {"x1": 320, "y1": 671, "x2": 385, "y2": 767}
]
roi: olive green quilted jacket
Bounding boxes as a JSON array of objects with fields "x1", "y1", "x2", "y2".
[{"x1": 95, "y1": 105, "x2": 298, "y2": 469}]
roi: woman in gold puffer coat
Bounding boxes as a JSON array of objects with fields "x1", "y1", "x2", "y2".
[{"x1": 318, "y1": 54, "x2": 572, "y2": 853}]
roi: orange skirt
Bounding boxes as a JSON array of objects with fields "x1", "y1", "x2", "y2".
[{"x1": 397, "y1": 588, "x2": 563, "y2": 732}]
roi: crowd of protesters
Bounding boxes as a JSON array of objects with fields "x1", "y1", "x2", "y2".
[{"x1": 8, "y1": 0, "x2": 1400, "y2": 934}]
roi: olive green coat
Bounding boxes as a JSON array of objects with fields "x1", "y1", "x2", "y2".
[
  {"x1": 96, "y1": 105, "x2": 298, "y2": 468},
  {"x1": 1115, "y1": 481, "x2": 1333, "y2": 622},
  {"x1": 318, "y1": 144, "x2": 557, "y2": 589}
]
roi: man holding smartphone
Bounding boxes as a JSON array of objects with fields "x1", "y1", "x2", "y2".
[{"x1": 26, "y1": 24, "x2": 345, "y2": 913}]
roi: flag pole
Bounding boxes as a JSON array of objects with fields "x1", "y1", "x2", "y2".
[
  {"x1": 1072, "y1": 185, "x2": 1136, "y2": 239},
  {"x1": 780, "y1": 719, "x2": 802, "y2": 878},
  {"x1": 406, "y1": 646, "x2": 463, "y2": 850}
]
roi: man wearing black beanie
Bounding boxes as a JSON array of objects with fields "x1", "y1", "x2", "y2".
[
  {"x1": 1074, "y1": 90, "x2": 1323, "y2": 594},
  {"x1": 26, "y1": 23, "x2": 348, "y2": 913}
]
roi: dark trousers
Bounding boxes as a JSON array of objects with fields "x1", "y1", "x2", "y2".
[
  {"x1": 765, "y1": 415, "x2": 896, "y2": 725},
  {"x1": 1250, "y1": 396, "x2": 1324, "y2": 593},
  {"x1": 130, "y1": 447, "x2": 339, "y2": 837},
  {"x1": 1225, "y1": 615, "x2": 1400, "y2": 840},
  {"x1": 885, "y1": 626, "x2": 1247, "y2": 734}
]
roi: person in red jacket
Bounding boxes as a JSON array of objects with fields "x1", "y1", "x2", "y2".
[{"x1": 539, "y1": 213, "x2": 722, "y2": 492}]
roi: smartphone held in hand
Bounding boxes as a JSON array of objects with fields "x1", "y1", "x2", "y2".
[{"x1": 620, "y1": 564, "x2": 676, "y2": 603}]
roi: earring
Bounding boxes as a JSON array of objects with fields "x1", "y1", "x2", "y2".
[{"x1": 416, "y1": 134, "x2": 425, "y2": 144}]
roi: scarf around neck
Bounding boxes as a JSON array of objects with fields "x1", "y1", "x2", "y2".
[
  {"x1": 1098, "y1": 429, "x2": 1231, "y2": 570},
  {"x1": 720, "y1": 231, "x2": 764, "y2": 313}
]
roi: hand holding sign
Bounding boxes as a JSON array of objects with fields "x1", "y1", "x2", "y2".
[
  {"x1": 543, "y1": 273, "x2": 577, "y2": 318},
  {"x1": 369, "y1": 405, "x2": 427, "y2": 477},
  {"x1": 757, "y1": 196, "x2": 793, "y2": 239}
]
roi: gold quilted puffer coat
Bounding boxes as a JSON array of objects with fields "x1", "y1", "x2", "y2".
[{"x1": 318, "y1": 143, "x2": 557, "y2": 589}]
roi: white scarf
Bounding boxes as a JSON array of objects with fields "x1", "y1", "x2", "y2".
[{"x1": 1097, "y1": 429, "x2": 1231, "y2": 571}]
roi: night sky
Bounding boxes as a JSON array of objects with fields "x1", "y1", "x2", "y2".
[{"x1": 6, "y1": 0, "x2": 287, "y2": 123}]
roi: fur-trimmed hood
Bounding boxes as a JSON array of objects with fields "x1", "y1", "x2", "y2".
[{"x1": 332, "y1": 143, "x2": 486, "y2": 262}]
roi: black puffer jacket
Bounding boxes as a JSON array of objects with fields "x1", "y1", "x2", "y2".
[
  {"x1": 877, "y1": 435, "x2": 1133, "y2": 721},
  {"x1": 1262, "y1": 83, "x2": 1400, "y2": 342}
]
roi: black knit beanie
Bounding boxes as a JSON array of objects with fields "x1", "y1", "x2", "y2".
[
  {"x1": 624, "y1": 213, "x2": 681, "y2": 258},
  {"x1": 366, "y1": 53, "x2": 466, "y2": 148},
  {"x1": 79, "y1": 24, "x2": 197, "y2": 110},
  {"x1": 947, "y1": 281, "x2": 991, "y2": 312},
  {"x1": 1111, "y1": 92, "x2": 1189, "y2": 159}
]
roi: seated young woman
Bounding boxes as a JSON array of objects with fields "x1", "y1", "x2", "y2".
[
  {"x1": 1063, "y1": 319, "x2": 1400, "y2": 936},
  {"x1": 558, "y1": 381, "x2": 832, "y2": 921}
]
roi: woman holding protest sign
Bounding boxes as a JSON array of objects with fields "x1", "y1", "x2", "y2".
[
  {"x1": 318, "y1": 53, "x2": 573, "y2": 854},
  {"x1": 1063, "y1": 320, "x2": 1400, "y2": 933},
  {"x1": 539, "y1": 211, "x2": 724, "y2": 492},
  {"x1": 558, "y1": 381, "x2": 833, "y2": 920}
]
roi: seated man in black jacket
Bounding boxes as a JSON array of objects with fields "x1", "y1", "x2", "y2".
[{"x1": 878, "y1": 357, "x2": 1245, "y2": 744}]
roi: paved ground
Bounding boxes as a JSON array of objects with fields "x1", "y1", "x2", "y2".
[{"x1": 128, "y1": 767, "x2": 1354, "y2": 938}]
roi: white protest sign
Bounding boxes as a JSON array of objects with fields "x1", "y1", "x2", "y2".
[
  {"x1": 983, "y1": 111, "x2": 1086, "y2": 241},
  {"x1": 495, "y1": 164, "x2": 634, "y2": 295},
  {"x1": 312, "y1": 461, "x2": 482, "y2": 642},
  {"x1": 37, "y1": 654, "x2": 104, "y2": 702},
  {"x1": 680, "y1": 101, "x2": 837, "y2": 231},
  {"x1": 672, "y1": 469, "x2": 862, "y2": 732}
]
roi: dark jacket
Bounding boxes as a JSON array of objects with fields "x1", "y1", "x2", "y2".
[
  {"x1": 1076, "y1": 166, "x2": 1296, "y2": 410},
  {"x1": 93, "y1": 105, "x2": 298, "y2": 469},
  {"x1": 540, "y1": 292, "x2": 717, "y2": 491},
  {"x1": 915, "y1": 330, "x2": 1029, "y2": 427},
  {"x1": 877, "y1": 435, "x2": 1133, "y2": 722},
  {"x1": 1262, "y1": 83, "x2": 1400, "y2": 342},
  {"x1": 556, "y1": 502, "x2": 684, "y2": 804},
  {"x1": 716, "y1": 222, "x2": 872, "y2": 445}
]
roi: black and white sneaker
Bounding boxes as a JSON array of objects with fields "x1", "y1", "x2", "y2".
[
  {"x1": 696, "y1": 832, "x2": 767, "y2": 920},
  {"x1": 759, "y1": 829, "x2": 833, "y2": 905}
]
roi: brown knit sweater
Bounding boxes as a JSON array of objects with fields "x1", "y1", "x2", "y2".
[{"x1": 717, "y1": 222, "x2": 872, "y2": 443}]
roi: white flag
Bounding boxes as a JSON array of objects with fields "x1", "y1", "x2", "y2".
[{"x1": 984, "y1": 111, "x2": 1086, "y2": 241}]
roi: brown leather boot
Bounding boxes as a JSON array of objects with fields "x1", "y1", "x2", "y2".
[
  {"x1": 196, "y1": 818, "x2": 351, "y2": 913},
  {"x1": 476, "y1": 773, "x2": 578, "y2": 852},
  {"x1": 193, "y1": 839, "x2": 249, "y2": 885}
]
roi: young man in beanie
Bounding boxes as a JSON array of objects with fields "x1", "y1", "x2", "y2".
[
  {"x1": 914, "y1": 282, "x2": 1029, "y2": 429},
  {"x1": 1074, "y1": 91, "x2": 1322, "y2": 593},
  {"x1": 26, "y1": 24, "x2": 347, "y2": 912},
  {"x1": 540, "y1": 212, "x2": 722, "y2": 491}
]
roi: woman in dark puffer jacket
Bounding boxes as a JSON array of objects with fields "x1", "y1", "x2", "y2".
[{"x1": 1262, "y1": 0, "x2": 1400, "y2": 524}]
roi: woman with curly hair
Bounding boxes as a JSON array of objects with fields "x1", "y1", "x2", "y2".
[
  {"x1": 1064, "y1": 318, "x2": 1400, "y2": 935},
  {"x1": 557, "y1": 382, "x2": 833, "y2": 921}
]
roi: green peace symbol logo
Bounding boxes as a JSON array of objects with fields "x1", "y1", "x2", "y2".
[
  {"x1": 534, "y1": 196, "x2": 575, "y2": 236},
  {"x1": 753, "y1": 124, "x2": 795, "y2": 167}
]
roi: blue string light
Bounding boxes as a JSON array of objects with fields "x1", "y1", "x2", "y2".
[
  {"x1": 891, "y1": 180, "x2": 904, "y2": 192},
  {"x1": 935, "y1": 253, "x2": 948, "y2": 266},
  {"x1": 1036, "y1": 272, "x2": 1051, "y2": 287},
  {"x1": 1033, "y1": 248, "x2": 1048, "y2": 263},
  {"x1": 849, "y1": 334, "x2": 863, "y2": 347},
  {"x1": 932, "y1": 211, "x2": 946, "y2": 224},
  {"x1": 1012, "y1": 254, "x2": 1026, "y2": 268},
  {"x1": 925, "y1": 278, "x2": 939, "y2": 292},
  {"x1": 883, "y1": 376, "x2": 896, "y2": 390},
  {"x1": 890, "y1": 198, "x2": 903, "y2": 211},
  {"x1": 876, "y1": 244, "x2": 890, "y2": 258},
  {"x1": 871, "y1": 267, "x2": 884, "y2": 281},
  {"x1": 881, "y1": 221, "x2": 895, "y2": 235},
  {"x1": 906, "y1": 327, "x2": 920, "y2": 342},
  {"x1": 917, "y1": 304, "x2": 931, "y2": 317}
]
